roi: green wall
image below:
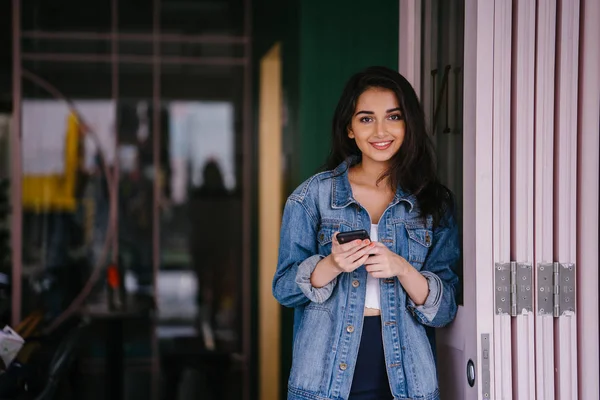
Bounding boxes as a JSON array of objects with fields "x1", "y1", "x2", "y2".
[
  {"x1": 298, "y1": 1, "x2": 399, "y2": 181},
  {"x1": 253, "y1": 2, "x2": 398, "y2": 398}
]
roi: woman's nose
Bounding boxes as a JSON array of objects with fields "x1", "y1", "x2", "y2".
[{"x1": 374, "y1": 120, "x2": 386, "y2": 137}]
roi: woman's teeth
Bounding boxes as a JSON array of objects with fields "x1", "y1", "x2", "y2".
[{"x1": 371, "y1": 141, "x2": 392, "y2": 150}]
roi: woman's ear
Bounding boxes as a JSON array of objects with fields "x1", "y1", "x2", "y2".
[{"x1": 347, "y1": 128, "x2": 355, "y2": 139}]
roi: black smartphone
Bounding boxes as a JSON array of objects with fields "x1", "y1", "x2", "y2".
[{"x1": 336, "y1": 229, "x2": 370, "y2": 244}]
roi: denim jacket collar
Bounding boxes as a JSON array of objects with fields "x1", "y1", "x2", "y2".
[{"x1": 330, "y1": 157, "x2": 416, "y2": 212}]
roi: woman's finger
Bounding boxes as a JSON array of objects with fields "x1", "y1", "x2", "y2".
[
  {"x1": 348, "y1": 244, "x2": 374, "y2": 263},
  {"x1": 365, "y1": 245, "x2": 380, "y2": 256},
  {"x1": 352, "y1": 254, "x2": 370, "y2": 269},
  {"x1": 339, "y1": 239, "x2": 370, "y2": 253},
  {"x1": 369, "y1": 271, "x2": 386, "y2": 279},
  {"x1": 365, "y1": 263, "x2": 383, "y2": 273},
  {"x1": 364, "y1": 254, "x2": 383, "y2": 265},
  {"x1": 339, "y1": 241, "x2": 371, "y2": 257}
]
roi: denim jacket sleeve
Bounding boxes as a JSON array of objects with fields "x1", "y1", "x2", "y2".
[
  {"x1": 406, "y1": 211, "x2": 460, "y2": 328},
  {"x1": 272, "y1": 197, "x2": 338, "y2": 308}
]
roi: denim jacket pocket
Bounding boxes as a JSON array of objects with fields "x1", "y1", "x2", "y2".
[
  {"x1": 317, "y1": 220, "x2": 351, "y2": 248},
  {"x1": 289, "y1": 304, "x2": 335, "y2": 393},
  {"x1": 317, "y1": 226, "x2": 336, "y2": 247},
  {"x1": 405, "y1": 225, "x2": 433, "y2": 268}
]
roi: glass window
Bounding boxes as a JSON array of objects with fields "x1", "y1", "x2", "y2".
[{"x1": 421, "y1": 0, "x2": 465, "y2": 303}]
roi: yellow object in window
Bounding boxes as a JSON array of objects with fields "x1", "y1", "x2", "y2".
[{"x1": 22, "y1": 112, "x2": 82, "y2": 212}]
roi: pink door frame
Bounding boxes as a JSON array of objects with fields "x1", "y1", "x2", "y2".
[
  {"x1": 402, "y1": 0, "x2": 600, "y2": 398},
  {"x1": 492, "y1": 1, "x2": 514, "y2": 398},
  {"x1": 575, "y1": 0, "x2": 600, "y2": 398},
  {"x1": 511, "y1": 1, "x2": 537, "y2": 398}
]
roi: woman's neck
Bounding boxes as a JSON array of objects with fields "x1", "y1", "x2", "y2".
[{"x1": 351, "y1": 159, "x2": 391, "y2": 188}]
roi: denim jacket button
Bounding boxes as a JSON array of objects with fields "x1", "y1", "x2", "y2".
[
  {"x1": 339, "y1": 363, "x2": 348, "y2": 371},
  {"x1": 352, "y1": 280, "x2": 360, "y2": 288},
  {"x1": 346, "y1": 325, "x2": 354, "y2": 333}
]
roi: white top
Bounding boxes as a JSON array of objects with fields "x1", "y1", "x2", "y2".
[{"x1": 364, "y1": 224, "x2": 381, "y2": 310}]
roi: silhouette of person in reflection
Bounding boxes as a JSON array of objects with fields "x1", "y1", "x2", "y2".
[
  {"x1": 189, "y1": 160, "x2": 240, "y2": 351},
  {"x1": 195, "y1": 160, "x2": 228, "y2": 197}
]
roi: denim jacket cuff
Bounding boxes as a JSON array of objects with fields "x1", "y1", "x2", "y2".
[
  {"x1": 408, "y1": 271, "x2": 443, "y2": 321},
  {"x1": 295, "y1": 254, "x2": 336, "y2": 304}
]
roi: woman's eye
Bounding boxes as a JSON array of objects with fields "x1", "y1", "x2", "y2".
[
  {"x1": 388, "y1": 114, "x2": 403, "y2": 121},
  {"x1": 360, "y1": 117, "x2": 373, "y2": 123}
]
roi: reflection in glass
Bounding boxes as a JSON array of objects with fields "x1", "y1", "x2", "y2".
[
  {"x1": 17, "y1": 62, "x2": 116, "y2": 375},
  {"x1": 20, "y1": 98, "x2": 114, "y2": 319},
  {"x1": 117, "y1": 100, "x2": 161, "y2": 300},
  {"x1": 160, "y1": 101, "x2": 241, "y2": 353}
]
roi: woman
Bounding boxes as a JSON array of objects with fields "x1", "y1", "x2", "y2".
[{"x1": 273, "y1": 66, "x2": 460, "y2": 400}]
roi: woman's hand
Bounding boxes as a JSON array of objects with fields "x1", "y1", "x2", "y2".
[
  {"x1": 310, "y1": 233, "x2": 373, "y2": 288},
  {"x1": 329, "y1": 233, "x2": 373, "y2": 273},
  {"x1": 364, "y1": 242, "x2": 411, "y2": 278},
  {"x1": 365, "y1": 242, "x2": 429, "y2": 305}
]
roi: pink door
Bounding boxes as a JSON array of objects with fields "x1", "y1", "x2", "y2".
[
  {"x1": 415, "y1": 1, "x2": 497, "y2": 398},
  {"x1": 409, "y1": 0, "x2": 600, "y2": 399}
]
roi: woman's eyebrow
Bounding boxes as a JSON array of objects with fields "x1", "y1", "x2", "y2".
[{"x1": 354, "y1": 107, "x2": 401, "y2": 116}]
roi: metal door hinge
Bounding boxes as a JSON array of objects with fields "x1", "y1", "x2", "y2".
[
  {"x1": 495, "y1": 262, "x2": 533, "y2": 316},
  {"x1": 537, "y1": 262, "x2": 576, "y2": 317}
]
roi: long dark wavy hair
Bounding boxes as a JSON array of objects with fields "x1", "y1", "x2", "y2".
[{"x1": 325, "y1": 66, "x2": 454, "y2": 226}]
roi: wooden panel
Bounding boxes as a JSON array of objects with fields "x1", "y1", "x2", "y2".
[
  {"x1": 554, "y1": 1, "x2": 580, "y2": 399},
  {"x1": 511, "y1": 1, "x2": 536, "y2": 399},
  {"x1": 576, "y1": 0, "x2": 600, "y2": 397},
  {"x1": 258, "y1": 43, "x2": 282, "y2": 400},
  {"x1": 534, "y1": 1, "x2": 558, "y2": 399},
  {"x1": 491, "y1": 1, "x2": 513, "y2": 398},
  {"x1": 462, "y1": 0, "x2": 496, "y2": 398}
]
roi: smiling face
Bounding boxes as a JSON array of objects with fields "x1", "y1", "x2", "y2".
[{"x1": 347, "y1": 87, "x2": 405, "y2": 169}]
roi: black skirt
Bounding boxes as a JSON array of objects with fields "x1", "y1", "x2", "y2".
[{"x1": 349, "y1": 316, "x2": 393, "y2": 400}]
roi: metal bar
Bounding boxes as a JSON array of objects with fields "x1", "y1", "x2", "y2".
[
  {"x1": 510, "y1": 262, "x2": 517, "y2": 317},
  {"x1": 242, "y1": 0, "x2": 252, "y2": 398},
  {"x1": 20, "y1": 30, "x2": 248, "y2": 45},
  {"x1": 152, "y1": 0, "x2": 161, "y2": 329},
  {"x1": 432, "y1": 65, "x2": 451, "y2": 133},
  {"x1": 21, "y1": 52, "x2": 247, "y2": 66},
  {"x1": 151, "y1": 0, "x2": 161, "y2": 399},
  {"x1": 110, "y1": 0, "x2": 119, "y2": 266},
  {"x1": 10, "y1": 0, "x2": 23, "y2": 327}
]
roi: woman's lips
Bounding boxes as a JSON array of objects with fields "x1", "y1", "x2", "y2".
[{"x1": 370, "y1": 141, "x2": 393, "y2": 150}]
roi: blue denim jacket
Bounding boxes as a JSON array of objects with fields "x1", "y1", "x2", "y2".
[{"x1": 273, "y1": 159, "x2": 460, "y2": 400}]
